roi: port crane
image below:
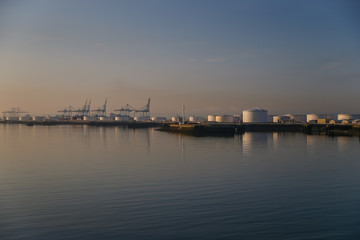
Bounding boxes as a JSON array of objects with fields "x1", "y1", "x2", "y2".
[
  {"x1": 2, "y1": 107, "x2": 28, "y2": 118},
  {"x1": 91, "y1": 98, "x2": 107, "y2": 116},
  {"x1": 134, "y1": 98, "x2": 150, "y2": 117},
  {"x1": 73, "y1": 99, "x2": 91, "y2": 117},
  {"x1": 57, "y1": 106, "x2": 74, "y2": 118},
  {"x1": 114, "y1": 98, "x2": 150, "y2": 117}
]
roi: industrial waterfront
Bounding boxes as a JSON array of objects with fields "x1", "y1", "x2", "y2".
[{"x1": 2, "y1": 99, "x2": 360, "y2": 137}]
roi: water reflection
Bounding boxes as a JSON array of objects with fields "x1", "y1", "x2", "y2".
[{"x1": 242, "y1": 132, "x2": 269, "y2": 155}]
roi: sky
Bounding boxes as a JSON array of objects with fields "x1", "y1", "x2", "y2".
[{"x1": 0, "y1": 0, "x2": 359, "y2": 116}]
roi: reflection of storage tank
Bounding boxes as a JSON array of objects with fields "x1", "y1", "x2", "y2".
[
  {"x1": 243, "y1": 108, "x2": 268, "y2": 123},
  {"x1": 337, "y1": 114, "x2": 353, "y2": 121},
  {"x1": 208, "y1": 115, "x2": 216, "y2": 122}
]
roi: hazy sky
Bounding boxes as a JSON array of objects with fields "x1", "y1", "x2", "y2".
[{"x1": 0, "y1": 0, "x2": 359, "y2": 115}]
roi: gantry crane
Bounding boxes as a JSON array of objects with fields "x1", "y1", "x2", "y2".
[
  {"x1": 2, "y1": 107, "x2": 28, "y2": 118},
  {"x1": 91, "y1": 98, "x2": 107, "y2": 117}
]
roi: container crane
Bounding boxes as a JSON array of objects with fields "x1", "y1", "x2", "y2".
[{"x1": 91, "y1": 98, "x2": 107, "y2": 117}]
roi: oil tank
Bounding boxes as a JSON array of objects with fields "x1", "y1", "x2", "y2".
[
  {"x1": 215, "y1": 115, "x2": 223, "y2": 122},
  {"x1": 207, "y1": 115, "x2": 216, "y2": 122},
  {"x1": 306, "y1": 114, "x2": 324, "y2": 122},
  {"x1": 32, "y1": 116, "x2": 45, "y2": 121},
  {"x1": 337, "y1": 114, "x2": 353, "y2": 121},
  {"x1": 273, "y1": 115, "x2": 292, "y2": 123},
  {"x1": 189, "y1": 116, "x2": 195, "y2": 122},
  {"x1": 134, "y1": 116, "x2": 148, "y2": 121},
  {"x1": 115, "y1": 116, "x2": 130, "y2": 121},
  {"x1": 273, "y1": 116, "x2": 280, "y2": 123},
  {"x1": 242, "y1": 108, "x2": 268, "y2": 123},
  {"x1": 6, "y1": 116, "x2": 18, "y2": 121}
]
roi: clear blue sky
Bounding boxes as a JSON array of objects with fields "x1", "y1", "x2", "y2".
[{"x1": 0, "y1": 0, "x2": 359, "y2": 115}]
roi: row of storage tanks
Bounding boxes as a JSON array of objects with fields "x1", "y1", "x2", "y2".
[
  {"x1": 207, "y1": 108, "x2": 269, "y2": 123},
  {"x1": 206, "y1": 108, "x2": 360, "y2": 124}
]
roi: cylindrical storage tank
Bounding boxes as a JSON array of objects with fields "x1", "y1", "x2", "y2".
[
  {"x1": 151, "y1": 117, "x2": 166, "y2": 121},
  {"x1": 83, "y1": 116, "x2": 89, "y2": 121},
  {"x1": 306, "y1": 114, "x2": 322, "y2": 122},
  {"x1": 99, "y1": 116, "x2": 111, "y2": 121},
  {"x1": 243, "y1": 108, "x2": 268, "y2": 123},
  {"x1": 273, "y1": 116, "x2": 280, "y2": 123},
  {"x1": 6, "y1": 116, "x2": 18, "y2": 121},
  {"x1": 207, "y1": 115, "x2": 216, "y2": 122},
  {"x1": 189, "y1": 116, "x2": 195, "y2": 122},
  {"x1": 283, "y1": 114, "x2": 294, "y2": 120},
  {"x1": 215, "y1": 115, "x2": 223, "y2": 123},
  {"x1": 337, "y1": 114, "x2": 352, "y2": 121},
  {"x1": 135, "y1": 116, "x2": 148, "y2": 121},
  {"x1": 223, "y1": 115, "x2": 235, "y2": 123},
  {"x1": 32, "y1": 116, "x2": 45, "y2": 121},
  {"x1": 19, "y1": 115, "x2": 32, "y2": 121},
  {"x1": 171, "y1": 116, "x2": 178, "y2": 122}
]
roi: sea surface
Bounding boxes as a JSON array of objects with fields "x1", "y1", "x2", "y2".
[{"x1": 1, "y1": 124, "x2": 360, "y2": 240}]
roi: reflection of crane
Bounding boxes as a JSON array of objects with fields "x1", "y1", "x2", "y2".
[
  {"x1": 91, "y1": 98, "x2": 107, "y2": 116},
  {"x1": 114, "y1": 98, "x2": 150, "y2": 117},
  {"x1": 2, "y1": 107, "x2": 28, "y2": 118}
]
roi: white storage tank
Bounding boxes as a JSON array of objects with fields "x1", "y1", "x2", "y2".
[
  {"x1": 115, "y1": 116, "x2": 130, "y2": 121},
  {"x1": 306, "y1": 114, "x2": 323, "y2": 122},
  {"x1": 273, "y1": 116, "x2": 280, "y2": 123},
  {"x1": 32, "y1": 116, "x2": 45, "y2": 121},
  {"x1": 207, "y1": 115, "x2": 216, "y2": 122},
  {"x1": 99, "y1": 116, "x2": 112, "y2": 121},
  {"x1": 215, "y1": 115, "x2": 223, "y2": 122},
  {"x1": 243, "y1": 108, "x2": 268, "y2": 123},
  {"x1": 6, "y1": 116, "x2": 18, "y2": 121},
  {"x1": 171, "y1": 116, "x2": 178, "y2": 122},
  {"x1": 19, "y1": 115, "x2": 32, "y2": 121},
  {"x1": 189, "y1": 116, "x2": 195, "y2": 122},
  {"x1": 273, "y1": 115, "x2": 292, "y2": 123},
  {"x1": 337, "y1": 114, "x2": 353, "y2": 121},
  {"x1": 134, "y1": 116, "x2": 148, "y2": 121}
]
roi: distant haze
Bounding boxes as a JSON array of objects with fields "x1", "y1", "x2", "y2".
[{"x1": 1, "y1": 0, "x2": 359, "y2": 116}]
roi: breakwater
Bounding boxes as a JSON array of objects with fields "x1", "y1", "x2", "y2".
[{"x1": 160, "y1": 123, "x2": 360, "y2": 137}]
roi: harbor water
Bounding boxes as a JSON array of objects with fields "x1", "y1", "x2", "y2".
[{"x1": 1, "y1": 124, "x2": 360, "y2": 239}]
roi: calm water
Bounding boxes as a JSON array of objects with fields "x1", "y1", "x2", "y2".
[{"x1": 1, "y1": 124, "x2": 360, "y2": 240}]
